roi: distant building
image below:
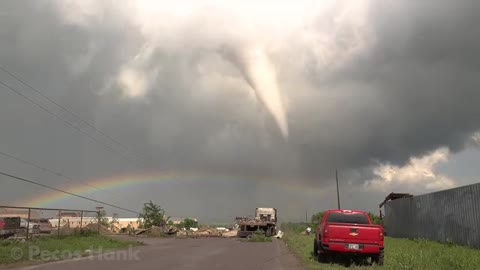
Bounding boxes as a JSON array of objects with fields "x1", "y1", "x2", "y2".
[
  {"x1": 117, "y1": 218, "x2": 141, "y2": 230},
  {"x1": 46, "y1": 216, "x2": 199, "y2": 230},
  {"x1": 48, "y1": 217, "x2": 143, "y2": 230}
]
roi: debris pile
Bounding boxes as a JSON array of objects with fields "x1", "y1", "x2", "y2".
[
  {"x1": 134, "y1": 225, "x2": 178, "y2": 236},
  {"x1": 174, "y1": 226, "x2": 239, "y2": 238}
]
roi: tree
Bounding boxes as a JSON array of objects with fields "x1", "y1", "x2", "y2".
[
  {"x1": 368, "y1": 212, "x2": 382, "y2": 225},
  {"x1": 138, "y1": 201, "x2": 169, "y2": 229},
  {"x1": 311, "y1": 211, "x2": 327, "y2": 225},
  {"x1": 110, "y1": 213, "x2": 119, "y2": 231},
  {"x1": 183, "y1": 218, "x2": 198, "y2": 230},
  {"x1": 96, "y1": 209, "x2": 109, "y2": 227}
]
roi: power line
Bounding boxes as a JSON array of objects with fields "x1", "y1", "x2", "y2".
[
  {"x1": 0, "y1": 79, "x2": 146, "y2": 168},
  {"x1": 0, "y1": 65, "x2": 144, "y2": 163},
  {"x1": 0, "y1": 149, "x2": 130, "y2": 201},
  {"x1": 0, "y1": 170, "x2": 140, "y2": 215}
]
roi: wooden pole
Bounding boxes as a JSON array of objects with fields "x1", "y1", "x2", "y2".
[
  {"x1": 97, "y1": 211, "x2": 101, "y2": 234},
  {"x1": 336, "y1": 169, "x2": 341, "y2": 209},
  {"x1": 26, "y1": 208, "x2": 31, "y2": 241},
  {"x1": 80, "y1": 211, "x2": 83, "y2": 230},
  {"x1": 57, "y1": 211, "x2": 61, "y2": 236}
]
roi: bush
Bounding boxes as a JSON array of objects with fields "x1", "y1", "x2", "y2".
[
  {"x1": 182, "y1": 218, "x2": 198, "y2": 230},
  {"x1": 243, "y1": 231, "x2": 272, "y2": 242},
  {"x1": 72, "y1": 228, "x2": 99, "y2": 237},
  {"x1": 368, "y1": 212, "x2": 382, "y2": 225},
  {"x1": 311, "y1": 211, "x2": 326, "y2": 225}
]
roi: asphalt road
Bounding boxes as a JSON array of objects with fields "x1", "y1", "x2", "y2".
[{"x1": 17, "y1": 237, "x2": 303, "y2": 270}]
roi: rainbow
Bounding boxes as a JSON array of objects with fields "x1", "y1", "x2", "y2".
[{"x1": 17, "y1": 170, "x2": 324, "y2": 208}]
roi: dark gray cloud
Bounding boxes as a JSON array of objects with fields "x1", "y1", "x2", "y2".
[
  {"x1": 288, "y1": 0, "x2": 480, "y2": 179},
  {"x1": 1, "y1": 0, "x2": 480, "y2": 221}
]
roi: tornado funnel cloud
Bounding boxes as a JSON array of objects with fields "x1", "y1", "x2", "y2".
[{"x1": 233, "y1": 47, "x2": 289, "y2": 138}]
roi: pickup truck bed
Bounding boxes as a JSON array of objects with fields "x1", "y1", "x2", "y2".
[{"x1": 321, "y1": 222, "x2": 383, "y2": 253}]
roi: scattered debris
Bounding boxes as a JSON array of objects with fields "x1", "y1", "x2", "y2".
[
  {"x1": 222, "y1": 230, "x2": 238, "y2": 238},
  {"x1": 135, "y1": 228, "x2": 151, "y2": 236},
  {"x1": 167, "y1": 227, "x2": 178, "y2": 235},
  {"x1": 176, "y1": 230, "x2": 188, "y2": 238}
]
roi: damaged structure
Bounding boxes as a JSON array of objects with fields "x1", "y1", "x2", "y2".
[{"x1": 237, "y1": 207, "x2": 278, "y2": 238}]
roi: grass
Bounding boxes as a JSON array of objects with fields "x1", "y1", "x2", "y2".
[
  {"x1": 282, "y1": 224, "x2": 480, "y2": 270},
  {"x1": 241, "y1": 231, "x2": 273, "y2": 242},
  {"x1": 0, "y1": 231, "x2": 141, "y2": 266}
]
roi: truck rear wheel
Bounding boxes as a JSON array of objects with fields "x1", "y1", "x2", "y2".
[
  {"x1": 313, "y1": 239, "x2": 318, "y2": 255},
  {"x1": 372, "y1": 250, "x2": 384, "y2": 266},
  {"x1": 317, "y1": 252, "x2": 329, "y2": 263}
]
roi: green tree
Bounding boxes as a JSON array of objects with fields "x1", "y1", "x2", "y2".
[
  {"x1": 138, "y1": 201, "x2": 169, "y2": 229},
  {"x1": 96, "y1": 209, "x2": 109, "y2": 227},
  {"x1": 368, "y1": 212, "x2": 382, "y2": 225},
  {"x1": 183, "y1": 218, "x2": 198, "y2": 230},
  {"x1": 110, "y1": 213, "x2": 119, "y2": 231},
  {"x1": 311, "y1": 211, "x2": 326, "y2": 225}
]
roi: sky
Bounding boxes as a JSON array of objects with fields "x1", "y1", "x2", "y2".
[{"x1": 0, "y1": 0, "x2": 479, "y2": 223}]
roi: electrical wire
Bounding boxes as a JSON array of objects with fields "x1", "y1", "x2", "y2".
[
  {"x1": 0, "y1": 170, "x2": 140, "y2": 215},
  {"x1": 0, "y1": 149, "x2": 131, "y2": 200},
  {"x1": 0, "y1": 65, "x2": 145, "y2": 163},
  {"x1": 0, "y1": 79, "x2": 146, "y2": 168}
]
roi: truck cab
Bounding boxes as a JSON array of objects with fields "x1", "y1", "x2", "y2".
[{"x1": 255, "y1": 208, "x2": 277, "y2": 222}]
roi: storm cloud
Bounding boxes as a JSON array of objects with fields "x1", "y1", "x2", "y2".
[{"x1": 1, "y1": 0, "x2": 480, "y2": 220}]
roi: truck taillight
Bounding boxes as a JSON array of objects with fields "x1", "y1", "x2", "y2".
[
  {"x1": 379, "y1": 230, "x2": 384, "y2": 241},
  {"x1": 324, "y1": 228, "x2": 329, "y2": 238}
]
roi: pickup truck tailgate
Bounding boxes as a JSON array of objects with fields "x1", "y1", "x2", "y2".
[{"x1": 326, "y1": 223, "x2": 382, "y2": 244}]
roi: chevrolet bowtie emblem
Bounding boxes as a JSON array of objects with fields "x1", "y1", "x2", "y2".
[{"x1": 349, "y1": 232, "x2": 359, "y2": 236}]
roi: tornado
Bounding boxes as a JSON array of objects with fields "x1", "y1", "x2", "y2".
[{"x1": 228, "y1": 47, "x2": 289, "y2": 138}]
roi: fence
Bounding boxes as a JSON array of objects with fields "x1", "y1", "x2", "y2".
[
  {"x1": 384, "y1": 182, "x2": 480, "y2": 248},
  {"x1": 0, "y1": 205, "x2": 101, "y2": 240}
]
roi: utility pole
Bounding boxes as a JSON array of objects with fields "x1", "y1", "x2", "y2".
[
  {"x1": 96, "y1": 206, "x2": 104, "y2": 234},
  {"x1": 336, "y1": 169, "x2": 341, "y2": 209}
]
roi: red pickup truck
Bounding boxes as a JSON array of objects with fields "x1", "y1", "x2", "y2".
[{"x1": 314, "y1": 209, "x2": 384, "y2": 265}]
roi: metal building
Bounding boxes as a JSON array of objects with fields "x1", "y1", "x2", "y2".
[{"x1": 384, "y1": 183, "x2": 480, "y2": 248}]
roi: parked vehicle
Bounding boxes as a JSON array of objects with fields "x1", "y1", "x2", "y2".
[
  {"x1": 0, "y1": 217, "x2": 21, "y2": 239},
  {"x1": 314, "y1": 209, "x2": 384, "y2": 265},
  {"x1": 35, "y1": 218, "x2": 54, "y2": 234},
  {"x1": 20, "y1": 218, "x2": 41, "y2": 234}
]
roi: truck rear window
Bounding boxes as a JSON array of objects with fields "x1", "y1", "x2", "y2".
[{"x1": 326, "y1": 212, "x2": 369, "y2": 224}]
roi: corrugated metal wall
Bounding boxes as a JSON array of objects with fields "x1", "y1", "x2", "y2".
[{"x1": 384, "y1": 183, "x2": 480, "y2": 248}]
